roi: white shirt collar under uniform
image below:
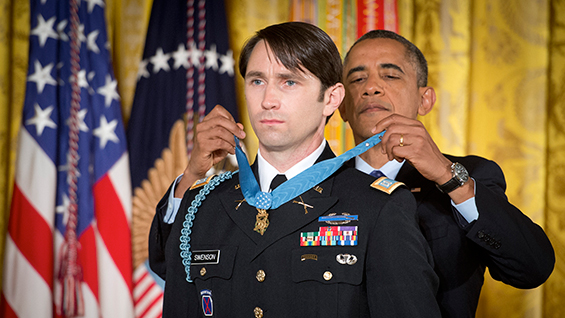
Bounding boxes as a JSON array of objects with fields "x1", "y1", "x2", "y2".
[
  {"x1": 257, "y1": 140, "x2": 327, "y2": 193},
  {"x1": 355, "y1": 155, "x2": 404, "y2": 180}
]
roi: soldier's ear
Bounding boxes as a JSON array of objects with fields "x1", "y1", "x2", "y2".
[{"x1": 323, "y1": 83, "x2": 345, "y2": 117}]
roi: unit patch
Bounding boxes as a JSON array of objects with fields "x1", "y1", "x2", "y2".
[
  {"x1": 200, "y1": 289, "x2": 213, "y2": 316},
  {"x1": 300, "y1": 226, "x2": 358, "y2": 246},
  {"x1": 371, "y1": 176, "x2": 405, "y2": 194}
]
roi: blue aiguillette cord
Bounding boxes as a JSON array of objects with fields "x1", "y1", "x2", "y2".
[{"x1": 234, "y1": 130, "x2": 386, "y2": 210}]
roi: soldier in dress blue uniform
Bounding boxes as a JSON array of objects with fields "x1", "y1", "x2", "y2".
[{"x1": 149, "y1": 22, "x2": 441, "y2": 318}]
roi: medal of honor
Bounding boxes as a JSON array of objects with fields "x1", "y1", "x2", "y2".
[
  {"x1": 254, "y1": 208, "x2": 269, "y2": 235},
  {"x1": 234, "y1": 131, "x2": 385, "y2": 235}
]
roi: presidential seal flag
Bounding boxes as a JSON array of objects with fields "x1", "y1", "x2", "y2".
[
  {"x1": 1, "y1": 0, "x2": 134, "y2": 317},
  {"x1": 127, "y1": 1, "x2": 238, "y2": 317}
]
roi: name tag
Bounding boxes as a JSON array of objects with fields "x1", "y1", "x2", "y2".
[{"x1": 192, "y1": 250, "x2": 220, "y2": 265}]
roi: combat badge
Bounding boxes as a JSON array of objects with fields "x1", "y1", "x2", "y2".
[
  {"x1": 318, "y1": 213, "x2": 358, "y2": 225},
  {"x1": 190, "y1": 175, "x2": 216, "y2": 190},
  {"x1": 371, "y1": 176, "x2": 405, "y2": 194}
]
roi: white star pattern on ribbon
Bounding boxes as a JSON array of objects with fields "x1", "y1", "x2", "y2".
[
  {"x1": 139, "y1": 43, "x2": 235, "y2": 80},
  {"x1": 97, "y1": 74, "x2": 120, "y2": 107},
  {"x1": 25, "y1": 103, "x2": 57, "y2": 136},
  {"x1": 31, "y1": 14, "x2": 58, "y2": 47},
  {"x1": 150, "y1": 48, "x2": 171, "y2": 73},
  {"x1": 28, "y1": 60, "x2": 57, "y2": 94},
  {"x1": 93, "y1": 115, "x2": 119, "y2": 149}
]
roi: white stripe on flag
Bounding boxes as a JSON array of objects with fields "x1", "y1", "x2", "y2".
[
  {"x1": 2, "y1": 236, "x2": 52, "y2": 317},
  {"x1": 15, "y1": 128, "x2": 56, "y2": 226},
  {"x1": 94, "y1": 221, "x2": 135, "y2": 318},
  {"x1": 109, "y1": 153, "x2": 133, "y2": 223}
]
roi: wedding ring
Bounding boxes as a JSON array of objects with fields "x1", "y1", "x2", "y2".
[{"x1": 399, "y1": 134, "x2": 404, "y2": 147}]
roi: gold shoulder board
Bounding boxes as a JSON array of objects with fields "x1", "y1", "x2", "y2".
[
  {"x1": 189, "y1": 175, "x2": 216, "y2": 190},
  {"x1": 370, "y1": 177, "x2": 405, "y2": 195}
]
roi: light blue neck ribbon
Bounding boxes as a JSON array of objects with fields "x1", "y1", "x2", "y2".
[{"x1": 234, "y1": 131, "x2": 385, "y2": 210}]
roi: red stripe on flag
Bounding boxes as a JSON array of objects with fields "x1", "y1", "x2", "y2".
[
  {"x1": 78, "y1": 226, "x2": 99, "y2": 301},
  {"x1": 133, "y1": 270, "x2": 149, "y2": 287},
  {"x1": 134, "y1": 277, "x2": 154, "y2": 306},
  {"x1": 8, "y1": 185, "x2": 53, "y2": 287},
  {"x1": 0, "y1": 294, "x2": 18, "y2": 318},
  {"x1": 138, "y1": 293, "x2": 163, "y2": 318},
  {"x1": 93, "y1": 175, "x2": 133, "y2": 292}
]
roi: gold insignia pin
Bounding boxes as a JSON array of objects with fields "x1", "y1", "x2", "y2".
[
  {"x1": 254, "y1": 208, "x2": 269, "y2": 235},
  {"x1": 301, "y1": 254, "x2": 318, "y2": 261},
  {"x1": 234, "y1": 198, "x2": 246, "y2": 210},
  {"x1": 292, "y1": 196, "x2": 313, "y2": 214},
  {"x1": 313, "y1": 186, "x2": 323, "y2": 194}
]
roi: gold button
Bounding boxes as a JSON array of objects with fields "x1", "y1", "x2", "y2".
[
  {"x1": 323, "y1": 271, "x2": 333, "y2": 281},
  {"x1": 256, "y1": 269, "x2": 266, "y2": 282},
  {"x1": 254, "y1": 307, "x2": 263, "y2": 318},
  {"x1": 200, "y1": 267, "x2": 206, "y2": 276}
]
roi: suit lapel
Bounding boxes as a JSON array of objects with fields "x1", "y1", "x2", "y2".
[{"x1": 395, "y1": 161, "x2": 436, "y2": 204}]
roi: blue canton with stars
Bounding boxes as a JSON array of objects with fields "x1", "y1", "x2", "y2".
[{"x1": 24, "y1": 0, "x2": 127, "y2": 236}]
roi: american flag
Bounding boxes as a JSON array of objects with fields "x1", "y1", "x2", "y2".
[
  {"x1": 1, "y1": 0, "x2": 133, "y2": 317},
  {"x1": 127, "y1": 1, "x2": 238, "y2": 317}
]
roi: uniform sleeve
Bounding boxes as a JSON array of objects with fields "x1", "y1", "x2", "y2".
[
  {"x1": 465, "y1": 158, "x2": 555, "y2": 288},
  {"x1": 366, "y1": 189, "x2": 441, "y2": 317},
  {"x1": 148, "y1": 182, "x2": 176, "y2": 280}
]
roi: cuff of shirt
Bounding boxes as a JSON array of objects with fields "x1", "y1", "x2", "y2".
[
  {"x1": 163, "y1": 174, "x2": 184, "y2": 224},
  {"x1": 451, "y1": 177, "x2": 479, "y2": 223}
]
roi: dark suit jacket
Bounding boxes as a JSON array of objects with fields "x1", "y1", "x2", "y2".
[
  {"x1": 149, "y1": 145, "x2": 441, "y2": 317},
  {"x1": 351, "y1": 155, "x2": 555, "y2": 317}
]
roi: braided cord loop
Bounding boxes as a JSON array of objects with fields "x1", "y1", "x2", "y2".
[{"x1": 180, "y1": 171, "x2": 234, "y2": 282}]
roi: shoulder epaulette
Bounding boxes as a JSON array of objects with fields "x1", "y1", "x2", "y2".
[
  {"x1": 370, "y1": 176, "x2": 405, "y2": 195},
  {"x1": 189, "y1": 174, "x2": 217, "y2": 190}
]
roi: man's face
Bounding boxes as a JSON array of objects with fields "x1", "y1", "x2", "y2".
[
  {"x1": 245, "y1": 41, "x2": 333, "y2": 154},
  {"x1": 340, "y1": 38, "x2": 426, "y2": 143}
]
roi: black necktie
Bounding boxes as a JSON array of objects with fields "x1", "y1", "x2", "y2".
[
  {"x1": 269, "y1": 174, "x2": 287, "y2": 191},
  {"x1": 370, "y1": 170, "x2": 386, "y2": 178}
]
